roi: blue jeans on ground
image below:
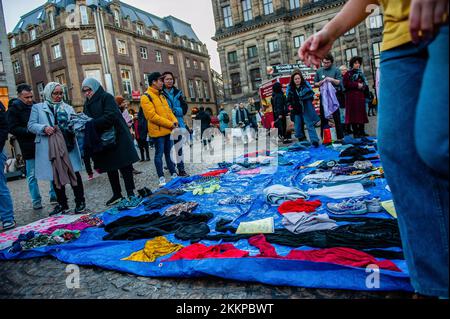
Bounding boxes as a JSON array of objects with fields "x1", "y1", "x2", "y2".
[
  {"x1": 0, "y1": 152, "x2": 14, "y2": 224},
  {"x1": 294, "y1": 99, "x2": 320, "y2": 143},
  {"x1": 378, "y1": 25, "x2": 448, "y2": 298},
  {"x1": 26, "y1": 159, "x2": 57, "y2": 207},
  {"x1": 154, "y1": 134, "x2": 176, "y2": 178}
]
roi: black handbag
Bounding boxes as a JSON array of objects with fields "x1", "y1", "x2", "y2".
[{"x1": 100, "y1": 126, "x2": 117, "y2": 150}]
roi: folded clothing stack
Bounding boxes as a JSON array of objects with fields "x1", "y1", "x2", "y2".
[{"x1": 263, "y1": 184, "x2": 309, "y2": 205}]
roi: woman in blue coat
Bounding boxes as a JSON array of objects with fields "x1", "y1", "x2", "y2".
[{"x1": 28, "y1": 82, "x2": 85, "y2": 216}]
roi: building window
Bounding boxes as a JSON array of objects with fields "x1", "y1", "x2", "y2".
[
  {"x1": 263, "y1": 0, "x2": 274, "y2": 15},
  {"x1": 114, "y1": 9, "x2": 121, "y2": 27},
  {"x1": 37, "y1": 82, "x2": 45, "y2": 102},
  {"x1": 49, "y1": 11, "x2": 56, "y2": 30},
  {"x1": 186, "y1": 57, "x2": 191, "y2": 68},
  {"x1": 242, "y1": 0, "x2": 253, "y2": 22},
  {"x1": 247, "y1": 45, "x2": 258, "y2": 59},
  {"x1": 250, "y1": 68, "x2": 261, "y2": 91},
  {"x1": 369, "y1": 14, "x2": 383, "y2": 29},
  {"x1": 293, "y1": 35, "x2": 305, "y2": 48},
  {"x1": 81, "y1": 38, "x2": 97, "y2": 53},
  {"x1": 52, "y1": 44, "x2": 62, "y2": 59},
  {"x1": 30, "y1": 28, "x2": 37, "y2": 41},
  {"x1": 200, "y1": 61, "x2": 205, "y2": 71},
  {"x1": 195, "y1": 79, "x2": 203, "y2": 99},
  {"x1": 197, "y1": 44, "x2": 202, "y2": 52},
  {"x1": 152, "y1": 29, "x2": 159, "y2": 39},
  {"x1": 0, "y1": 53, "x2": 4, "y2": 73},
  {"x1": 117, "y1": 39, "x2": 127, "y2": 55},
  {"x1": 156, "y1": 50, "x2": 162, "y2": 63},
  {"x1": 188, "y1": 80, "x2": 195, "y2": 98},
  {"x1": 193, "y1": 60, "x2": 198, "y2": 69},
  {"x1": 182, "y1": 39, "x2": 187, "y2": 47},
  {"x1": 80, "y1": 5, "x2": 89, "y2": 25},
  {"x1": 136, "y1": 24, "x2": 144, "y2": 36},
  {"x1": 290, "y1": 0, "x2": 300, "y2": 9},
  {"x1": 10, "y1": 38, "x2": 16, "y2": 49},
  {"x1": 223, "y1": 6, "x2": 233, "y2": 28},
  {"x1": 144, "y1": 73, "x2": 151, "y2": 88},
  {"x1": 13, "y1": 61, "x2": 21, "y2": 74},
  {"x1": 231, "y1": 73, "x2": 241, "y2": 95},
  {"x1": 203, "y1": 81, "x2": 209, "y2": 99},
  {"x1": 168, "y1": 53, "x2": 175, "y2": 65},
  {"x1": 85, "y1": 69, "x2": 103, "y2": 85},
  {"x1": 121, "y1": 69, "x2": 132, "y2": 96},
  {"x1": 345, "y1": 47, "x2": 358, "y2": 62},
  {"x1": 344, "y1": 28, "x2": 355, "y2": 35},
  {"x1": 33, "y1": 53, "x2": 41, "y2": 67},
  {"x1": 165, "y1": 34, "x2": 171, "y2": 43},
  {"x1": 140, "y1": 47, "x2": 148, "y2": 59},
  {"x1": 372, "y1": 42, "x2": 381, "y2": 68},
  {"x1": 268, "y1": 40, "x2": 279, "y2": 53},
  {"x1": 228, "y1": 51, "x2": 238, "y2": 63}
]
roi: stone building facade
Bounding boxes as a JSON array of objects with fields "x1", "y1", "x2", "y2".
[
  {"x1": 212, "y1": 0, "x2": 383, "y2": 105},
  {"x1": 0, "y1": 0, "x2": 16, "y2": 107},
  {"x1": 8, "y1": 0, "x2": 216, "y2": 123}
]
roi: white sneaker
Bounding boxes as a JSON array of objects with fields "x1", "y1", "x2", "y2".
[
  {"x1": 171, "y1": 173, "x2": 178, "y2": 179},
  {"x1": 366, "y1": 197, "x2": 382, "y2": 213},
  {"x1": 158, "y1": 177, "x2": 166, "y2": 187}
]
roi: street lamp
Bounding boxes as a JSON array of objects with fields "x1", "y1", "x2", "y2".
[{"x1": 86, "y1": 0, "x2": 114, "y2": 95}]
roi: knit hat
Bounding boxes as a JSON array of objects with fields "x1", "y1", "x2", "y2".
[{"x1": 115, "y1": 96, "x2": 125, "y2": 106}]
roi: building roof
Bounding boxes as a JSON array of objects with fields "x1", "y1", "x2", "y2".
[{"x1": 11, "y1": 0, "x2": 200, "y2": 42}]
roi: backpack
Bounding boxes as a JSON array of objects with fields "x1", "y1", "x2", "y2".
[{"x1": 222, "y1": 112, "x2": 230, "y2": 124}]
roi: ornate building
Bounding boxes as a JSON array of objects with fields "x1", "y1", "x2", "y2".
[
  {"x1": 0, "y1": 0, "x2": 16, "y2": 107},
  {"x1": 212, "y1": 0, "x2": 383, "y2": 105},
  {"x1": 8, "y1": 0, "x2": 216, "y2": 121}
]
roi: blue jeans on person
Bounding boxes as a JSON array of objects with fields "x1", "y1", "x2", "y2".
[
  {"x1": 378, "y1": 25, "x2": 448, "y2": 298},
  {"x1": 294, "y1": 99, "x2": 320, "y2": 143},
  {"x1": 26, "y1": 159, "x2": 57, "y2": 207},
  {"x1": 0, "y1": 152, "x2": 14, "y2": 224},
  {"x1": 154, "y1": 134, "x2": 176, "y2": 178}
]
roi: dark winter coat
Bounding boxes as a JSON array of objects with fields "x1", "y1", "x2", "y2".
[
  {"x1": 343, "y1": 70, "x2": 369, "y2": 124},
  {"x1": 136, "y1": 108, "x2": 148, "y2": 142},
  {"x1": 83, "y1": 86, "x2": 139, "y2": 172},
  {"x1": 196, "y1": 111, "x2": 211, "y2": 134},
  {"x1": 271, "y1": 92, "x2": 288, "y2": 119},
  {"x1": 6, "y1": 98, "x2": 37, "y2": 160}
]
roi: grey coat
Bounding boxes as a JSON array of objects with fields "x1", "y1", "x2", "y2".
[{"x1": 27, "y1": 102, "x2": 82, "y2": 181}]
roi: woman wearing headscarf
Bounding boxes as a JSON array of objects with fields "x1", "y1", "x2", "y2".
[
  {"x1": 343, "y1": 56, "x2": 369, "y2": 138},
  {"x1": 81, "y1": 78, "x2": 139, "y2": 206},
  {"x1": 27, "y1": 82, "x2": 85, "y2": 216}
]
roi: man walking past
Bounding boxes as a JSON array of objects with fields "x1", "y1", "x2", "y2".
[{"x1": 7, "y1": 84, "x2": 57, "y2": 210}]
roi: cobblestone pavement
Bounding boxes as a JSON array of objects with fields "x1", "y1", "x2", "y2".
[{"x1": 0, "y1": 116, "x2": 413, "y2": 299}]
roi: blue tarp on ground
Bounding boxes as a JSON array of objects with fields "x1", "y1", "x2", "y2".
[{"x1": 0, "y1": 143, "x2": 414, "y2": 292}]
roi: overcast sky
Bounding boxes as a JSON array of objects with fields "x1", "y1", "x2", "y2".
[{"x1": 3, "y1": 0, "x2": 222, "y2": 72}]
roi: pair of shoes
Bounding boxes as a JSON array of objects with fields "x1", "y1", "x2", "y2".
[
  {"x1": 138, "y1": 187, "x2": 152, "y2": 198},
  {"x1": 49, "y1": 204, "x2": 69, "y2": 216},
  {"x1": 88, "y1": 174, "x2": 94, "y2": 181},
  {"x1": 33, "y1": 203, "x2": 43, "y2": 210},
  {"x1": 178, "y1": 171, "x2": 190, "y2": 177},
  {"x1": 122, "y1": 196, "x2": 143, "y2": 210},
  {"x1": 2, "y1": 220, "x2": 16, "y2": 231},
  {"x1": 327, "y1": 197, "x2": 382, "y2": 215},
  {"x1": 50, "y1": 197, "x2": 58, "y2": 205},
  {"x1": 158, "y1": 176, "x2": 166, "y2": 187},
  {"x1": 106, "y1": 195, "x2": 124, "y2": 206},
  {"x1": 365, "y1": 197, "x2": 382, "y2": 213},
  {"x1": 75, "y1": 202, "x2": 86, "y2": 214},
  {"x1": 171, "y1": 173, "x2": 178, "y2": 179}
]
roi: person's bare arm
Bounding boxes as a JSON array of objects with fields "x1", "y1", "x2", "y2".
[{"x1": 299, "y1": 0, "x2": 379, "y2": 67}]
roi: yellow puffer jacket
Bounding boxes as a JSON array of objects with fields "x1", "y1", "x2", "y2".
[{"x1": 141, "y1": 87, "x2": 178, "y2": 138}]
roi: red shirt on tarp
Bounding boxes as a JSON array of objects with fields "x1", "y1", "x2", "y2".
[
  {"x1": 167, "y1": 243, "x2": 249, "y2": 261},
  {"x1": 200, "y1": 169, "x2": 228, "y2": 177},
  {"x1": 278, "y1": 199, "x2": 322, "y2": 214}
]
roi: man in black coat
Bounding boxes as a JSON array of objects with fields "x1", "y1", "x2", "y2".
[
  {"x1": 0, "y1": 101, "x2": 16, "y2": 230},
  {"x1": 195, "y1": 107, "x2": 212, "y2": 149},
  {"x1": 7, "y1": 84, "x2": 57, "y2": 210}
]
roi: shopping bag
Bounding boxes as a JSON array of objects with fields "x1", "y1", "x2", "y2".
[
  {"x1": 323, "y1": 128, "x2": 332, "y2": 145},
  {"x1": 232, "y1": 128, "x2": 243, "y2": 138}
]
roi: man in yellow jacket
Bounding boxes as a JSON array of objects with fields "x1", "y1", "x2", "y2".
[{"x1": 141, "y1": 72, "x2": 179, "y2": 187}]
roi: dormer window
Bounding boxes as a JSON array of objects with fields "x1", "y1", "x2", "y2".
[
  {"x1": 10, "y1": 38, "x2": 16, "y2": 49},
  {"x1": 80, "y1": 5, "x2": 89, "y2": 25},
  {"x1": 49, "y1": 11, "x2": 55, "y2": 30},
  {"x1": 114, "y1": 9, "x2": 121, "y2": 27},
  {"x1": 30, "y1": 28, "x2": 37, "y2": 41},
  {"x1": 151, "y1": 29, "x2": 159, "y2": 39},
  {"x1": 165, "y1": 34, "x2": 171, "y2": 43},
  {"x1": 137, "y1": 24, "x2": 144, "y2": 36}
]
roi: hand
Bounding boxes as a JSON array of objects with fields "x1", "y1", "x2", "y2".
[
  {"x1": 410, "y1": 0, "x2": 449, "y2": 44},
  {"x1": 44, "y1": 126, "x2": 55, "y2": 136},
  {"x1": 279, "y1": 115, "x2": 283, "y2": 119},
  {"x1": 358, "y1": 83, "x2": 364, "y2": 90},
  {"x1": 298, "y1": 29, "x2": 335, "y2": 67}
]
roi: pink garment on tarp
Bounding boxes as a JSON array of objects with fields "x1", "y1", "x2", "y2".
[
  {"x1": 286, "y1": 247, "x2": 401, "y2": 272},
  {"x1": 278, "y1": 199, "x2": 322, "y2": 214},
  {"x1": 166, "y1": 243, "x2": 249, "y2": 261},
  {"x1": 248, "y1": 234, "x2": 279, "y2": 258},
  {"x1": 244, "y1": 150, "x2": 271, "y2": 158},
  {"x1": 237, "y1": 168, "x2": 261, "y2": 175},
  {"x1": 41, "y1": 215, "x2": 103, "y2": 235},
  {"x1": 320, "y1": 81, "x2": 340, "y2": 119}
]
